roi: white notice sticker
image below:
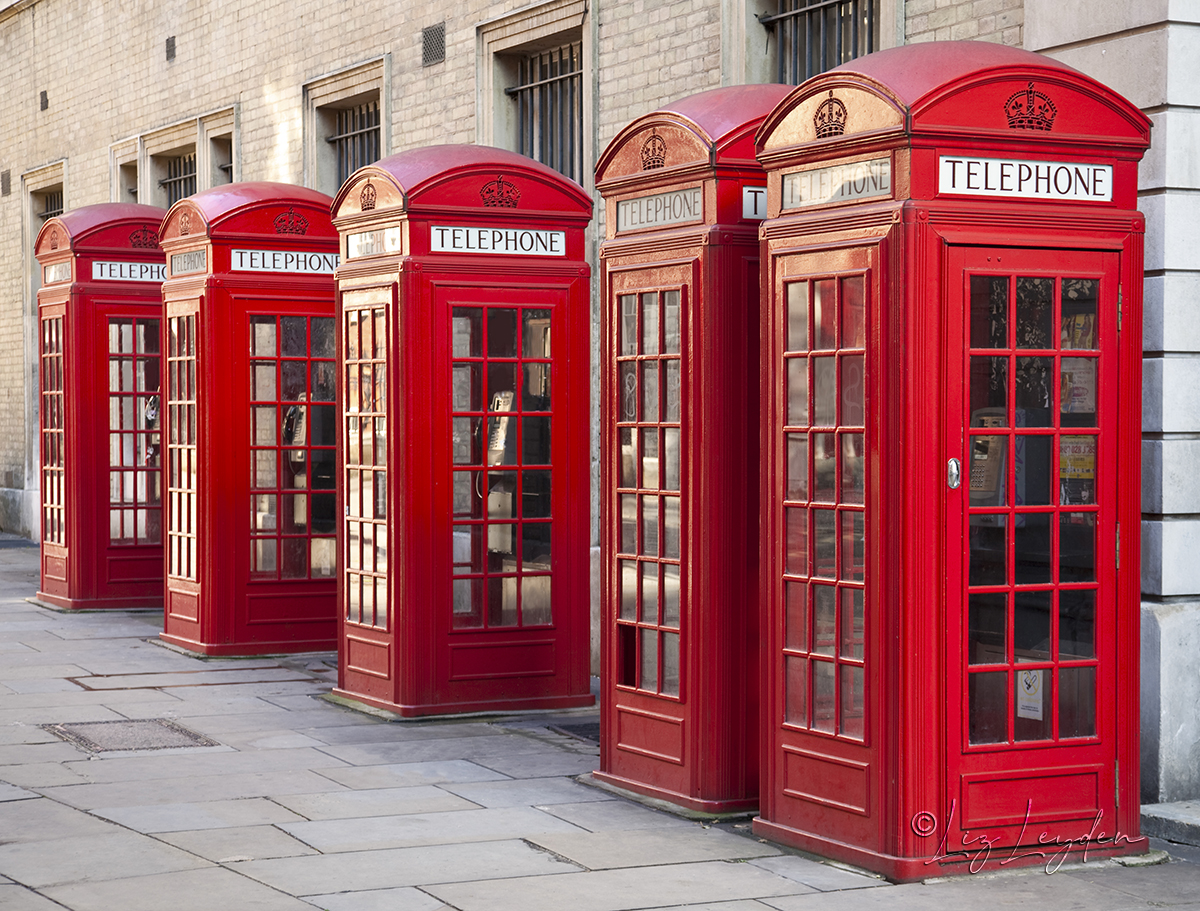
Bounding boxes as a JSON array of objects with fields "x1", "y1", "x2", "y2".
[{"x1": 1017, "y1": 668, "x2": 1043, "y2": 720}]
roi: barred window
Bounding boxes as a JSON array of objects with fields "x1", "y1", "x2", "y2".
[
  {"x1": 159, "y1": 152, "x2": 196, "y2": 207},
  {"x1": 326, "y1": 100, "x2": 381, "y2": 188},
  {"x1": 38, "y1": 188, "x2": 64, "y2": 222},
  {"x1": 506, "y1": 41, "x2": 584, "y2": 185},
  {"x1": 763, "y1": 0, "x2": 879, "y2": 84}
]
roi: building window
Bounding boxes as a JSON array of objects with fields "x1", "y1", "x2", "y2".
[
  {"x1": 506, "y1": 41, "x2": 584, "y2": 184},
  {"x1": 38, "y1": 187, "x2": 64, "y2": 222},
  {"x1": 159, "y1": 152, "x2": 197, "y2": 207},
  {"x1": 304, "y1": 58, "x2": 389, "y2": 196},
  {"x1": 763, "y1": 0, "x2": 880, "y2": 83},
  {"x1": 327, "y1": 101, "x2": 381, "y2": 189}
]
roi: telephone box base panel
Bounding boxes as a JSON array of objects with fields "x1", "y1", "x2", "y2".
[
  {"x1": 331, "y1": 687, "x2": 595, "y2": 720},
  {"x1": 591, "y1": 770, "x2": 758, "y2": 816},
  {"x1": 159, "y1": 632, "x2": 336, "y2": 658},
  {"x1": 751, "y1": 817, "x2": 1146, "y2": 883},
  {"x1": 34, "y1": 592, "x2": 163, "y2": 611}
]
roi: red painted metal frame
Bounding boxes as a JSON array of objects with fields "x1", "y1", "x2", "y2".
[
  {"x1": 753, "y1": 42, "x2": 1150, "y2": 880},
  {"x1": 594, "y1": 85, "x2": 791, "y2": 813},
  {"x1": 157, "y1": 183, "x2": 339, "y2": 655},
  {"x1": 330, "y1": 146, "x2": 594, "y2": 716},
  {"x1": 34, "y1": 204, "x2": 169, "y2": 610}
]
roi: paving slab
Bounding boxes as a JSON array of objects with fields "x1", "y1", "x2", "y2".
[
  {"x1": 0, "y1": 741, "x2": 86, "y2": 765},
  {"x1": 215, "y1": 731, "x2": 331, "y2": 750},
  {"x1": 0, "y1": 829, "x2": 212, "y2": 887},
  {"x1": 424, "y1": 859, "x2": 811, "y2": 911},
  {"x1": 0, "y1": 884, "x2": 65, "y2": 910},
  {"x1": 74, "y1": 667, "x2": 318, "y2": 689},
  {"x1": 38, "y1": 768, "x2": 351, "y2": 809},
  {"x1": 181, "y1": 708, "x2": 374, "y2": 735},
  {"x1": 0, "y1": 760, "x2": 92, "y2": 787},
  {"x1": 57, "y1": 745, "x2": 349, "y2": 784},
  {"x1": 474, "y1": 750, "x2": 601, "y2": 779},
  {"x1": 527, "y1": 826, "x2": 782, "y2": 870},
  {"x1": 1063, "y1": 860, "x2": 1200, "y2": 904},
  {"x1": 311, "y1": 733, "x2": 555, "y2": 767},
  {"x1": 747, "y1": 855, "x2": 888, "y2": 891},
  {"x1": 301, "y1": 886, "x2": 450, "y2": 911},
  {"x1": 272, "y1": 785, "x2": 480, "y2": 820},
  {"x1": 636, "y1": 904, "x2": 779, "y2": 911},
  {"x1": 0, "y1": 796, "x2": 120, "y2": 842},
  {"x1": 157, "y1": 824, "x2": 322, "y2": 862},
  {"x1": 280, "y1": 805, "x2": 585, "y2": 851},
  {"x1": 1, "y1": 678, "x2": 85, "y2": 694},
  {"x1": 0, "y1": 725, "x2": 60, "y2": 746},
  {"x1": 537, "y1": 798, "x2": 697, "y2": 832},
  {"x1": 302, "y1": 722, "x2": 500, "y2": 746},
  {"x1": 231, "y1": 838, "x2": 580, "y2": 894},
  {"x1": 0, "y1": 664, "x2": 90, "y2": 680},
  {"x1": 438, "y1": 775, "x2": 613, "y2": 808},
  {"x1": 92, "y1": 796, "x2": 308, "y2": 833},
  {"x1": 314, "y1": 759, "x2": 511, "y2": 791},
  {"x1": 0, "y1": 783, "x2": 37, "y2": 802},
  {"x1": 41, "y1": 866, "x2": 318, "y2": 911}
]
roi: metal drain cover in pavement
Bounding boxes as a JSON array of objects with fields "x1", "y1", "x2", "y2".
[
  {"x1": 42, "y1": 719, "x2": 220, "y2": 753},
  {"x1": 549, "y1": 721, "x2": 600, "y2": 744}
]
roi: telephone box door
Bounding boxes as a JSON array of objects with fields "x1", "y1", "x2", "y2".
[{"x1": 945, "y1": 245, "x2": 1123, "y2": 850}]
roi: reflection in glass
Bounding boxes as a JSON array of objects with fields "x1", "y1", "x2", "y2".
[
  {"x1": 1014, "y1": 590, "x2": 1051, "y2": 661},
  {"x1": 665, "y1": 361, "x2": 680, "y2": 423},
  {"x1": 1015, "y1": 277, "x2": 1053, "y2": 348},
  {"x1": 1015, "y1": 356, "x2": 1053, "y2": 427},
  {"x1": 641, "y1": 627, "x2": 658, "y2": 691},
  {"x1": 522, "y1": 309, "x2": 551, "y2": 358},
  {"x1": 620, "y1": 294, "x2": 638, "y2": 355},
  {"x1": 452, "y1": 579, "x2": 483, "y2": 628},
  {"x1": 453, "y1": 309, "x2": 482, "y2": 357},
  {"x1": 640, "y1": 562, "x2": 658, "y2": 624},
  {"x1": 619, "y1": 560, "x2": 637, "y2": 620},
  {"x1": 813, "y1": 357, "x2": 836, "y2": 426},
  {"x1": 312, "y1": 317, "x2": 335, "y2": 358},
  {"x1": 663, "y1": 496, "x2": 681, "y2": 559},
  {"x1": 522, "y1": 576, "x2": 552, "y2": 626},
  {"x1": 663, "y1": 564, "x2": 680, "y2": 627},
  {"x1": 662, "y1": 632, "x2": 680, "y2": 696},
  {"x1": 523, "y1": 417, "x2": 551, "y2": 465},
  {"x1": 642, "y1": 292, "x2": 659, "y2": 356},
  {"x1": 969, "y1": 671, "x2": 1007, "y2": 744},
  {"x1": 787, "y1": 357, "x2": 808, "y2": 427},
  {"x1": 1059, "y1": 666, "x2": 1096, "y2": 738},
  {"x1": 620, "y1": 362, "x2": 638, "y2": 423},
  {"x1": 969, "y1": 513, "x2": 1007, "y2": 585},
  {"x1": 811, "y1": 660, "x2": 836, "y2": 732},
  {"x1": 785, "y1": 581, "x2": 806, "y2": 651},
  {"x1": 642, "y1": 362, "x2": 659, "y2": 423},
  {"x1": 1060, "y1": 512, "x2": 1095, "y2": 582},
  {"x1": 1059, "y1": 589, "x2": 1095, "y2": 659},
  {"x1": 841, "y1": 355, "x2": 864, "y2": 426},
  {"x1": 641, "y1": 428, "x2": 659, "y2": 489},
  {"x1": 453, "y1": 365, "x2": 480, "y2": 411},
  {"x1": 786, "y1": 655, "x2": 807, "y2": 726},
  {"x1": 663, "y1": 428, "x2": 680, "y2": 491},
  {"x1": 620, "y1": 494, "x2": 637, "y2": 553},
  {"x1": 642, "y1": 495, "x2": 659, "y2": 556},
  {"x1": 814, "y1": 279, "x2": 836, "y2": 350},
  {"x1": 841, "y1": 275, "x2": 865, "y2": 348},
  {"x1": 841, "y1": 433, "x2": 864, "y2": 504},
  {"x1": 841, "y1": 511, "x2": 864, "y2": 581},
  {"x1": 785, "y1": 507, "x2": 807, "y2": 576},
  {"x1": 281, "y1": 317, "x2": 306, "y2": 357},
  {"x1": 812, "y1": 584, "x2": 836, "y2": 655},
  {"x1": 840, "y1": 588, "x2": 864, "y2": 658},
  {"x1": 813, "y1": 509, "x2": 836, "y2": 578},
  {"x1": 970, "y1": 275, "x2": 1008, "y2": 349},
  {"x1": 1015, "y1": 434, "x2": 1052, "y2": 505},
  {"x1": 787, "y1": 434, "x2": 808, "y2": 501},
  {"x1": 487, "y1": 308, "x2": 517, "y2": 357},
  {"x1": 970, "y1": 357, "x2": 1008, "y2": 426},
  {"x1": 812, "y1": 433, "x2": 836, "y2": 501},
  {"x1": 840, "y1": 665, "x2": 865, "y2": 739},
  {"x1": 787, "y1": 282, "x2": 808, "y2": 352},
  {"x1": 1014, "y1": 512, "x2": 1051, "y2": 584},
  {"x1": 663, "y1": 290, "x2": 680, "y2": 354},
  {"x1": 619, "y1": 428, "x2": 637, "y2": 488},
  {"x1": 252, "y1": 316, "x2": 277, "y2": 356},
  {"x1": 1060, "y1": 279, "x2": 1098, "y2": 349},
  {"x1": 969, "y1": 592, "x2": 1007, "y2": 665}
]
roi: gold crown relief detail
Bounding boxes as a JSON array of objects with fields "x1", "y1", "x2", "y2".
[
  {"x1": 129, "y1": 225, "x2": 159, "y2": 248},
  {"x1": 48, "y1": 229, "x2": 60, "y2": 251},
  {"x1": 1005, "y1": 82, "x2": 1057, "y2": 131},
  {"x1": 480, "y1": 175, "x2": 520, "y2": 208},
  {"x1": 640, "y1": 133, "x2": 666, "y2": 170},
  {"x1": 360, "y1": 180, "x2": 377, "y2": 211},
  {"x1": 179, "y1": 211, "x2": 192, "y2": 236},
  {"x1": 274, "y1": 208, "x2": 310, "y2": 235},
  {"x1": 814, "y1": 91, "x2": 848, "y2": 139}
]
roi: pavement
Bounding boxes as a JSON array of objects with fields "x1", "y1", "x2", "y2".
[{"x1": 1, "y1": 534, "x2": 1199, "y2": 911}]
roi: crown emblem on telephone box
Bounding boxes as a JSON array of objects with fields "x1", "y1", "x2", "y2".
[
  {"x1": 814, "y1": 91, "x2": 848, "y2": 139},
  {"x1": 640, "y1": 133, "x2": 666, "y2": 170},
  {"x1": 1005, "y1": 82, "x2": 1057, "y2": 131},
  {"x1": 129, "y1": 225, "x2": 159, "y2": 248},
  {"x1": 360, "y1": 179, "x2": 377, "y2": 211},
  {"x1": 274, "y1": 207, "x2": 310, "y2": 235},
  {"x1": 480, "y1": 175, "x2": 521, "y2": 207}
]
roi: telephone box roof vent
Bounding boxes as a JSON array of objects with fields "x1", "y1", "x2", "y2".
[
  {"x1": 332, "y1": 144, "x2": 593, "y2": 223},
  {"x1": 35, "y1": 203, "x2": 168, "y2": 260},
  {"x1": 596, "y1": 84, "x2": 793, "y2": 186},
  {"x1": 757, "y1": 41, "x2": 1151, "y2": 161},
  {"x1": 159, "y1": 182, "x2": 337, "y2": 246}
]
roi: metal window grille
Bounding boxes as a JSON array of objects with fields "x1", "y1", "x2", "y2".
[
  {"x1": 762, "y1": 0, "x2": 878, "y2": 85},
  {"x1": 327, "y1": 101, "x2": 381, "y2": 188},
  {"x1": 423, "y1": 22, "x2": 446, "y2": 67},
  {"x1": 39, "y1": 189, "x2": 64, "y2": 221},
  {"x1": 159, "y1": 153, "x2": 196, "y2": 206},
  {"x1": 505, "y1": 41, "x2": 583, "y2": 185}
]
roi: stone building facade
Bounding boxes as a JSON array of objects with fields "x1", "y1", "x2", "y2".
[{"x1": 2, "y1": 0, "x2": 1196, "y2": 804}]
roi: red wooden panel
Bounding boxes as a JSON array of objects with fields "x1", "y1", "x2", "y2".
[
  {"x1": 782, "y1": 744, "x2": 870, "y2": 816},
  {"x1": 616, "y1": 705, "x2": 684, "y2": 764},
  {"x1": 447, "y1": 640, "x2": 555, "y2": 680},
  {"x1": 962, "y1": 766, "x2": 1101, "y2": 828}
]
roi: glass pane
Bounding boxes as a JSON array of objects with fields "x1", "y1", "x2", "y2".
[
  {"x1": 969, "y1": 592, "x2": 1008, "y2": 665},
  {"x1": 813, "y1": 279, "x2": 836, "y2": 350},
  {"x1": 1059, "y1": 589, "x2": 1096, "y2": 659},
  {"x1": 787, "y1": 434, "x2": 808, "y2": 501},
  {"x1": 522, "y1": 522, "x2": 551, "y2": 570},
  {"x1": 969, "y1": 513, "x2": 1007, "y2": 586},
  {"x1": 487, "y1": 308, "x2": 518, "y2": 357},
  {"x1": 252, "y1": 362, "x2": 276, "y2": 401},
  {"x1": 619, "y1": 362, "x2": 638, "y2": 422},
  {"x1": 522, "y1": 309, "x2": 552, "y2": 358},
  {"x1": 840, "y1": 665, "x2": 865, "y2": 740},
  {"x1": 521, "y1": 576, "x2": 552, "y2": 627},
  {"x1": 523, "y1": 417, "x2": 551, "y2": 465},
  {"x1": 1060, "y1": 512, "x2": 1095, "y2": 582},
  {"x1": 452, "y1": 578, "x2": 483, "y2": 629},
  {"x1": 522, "y1": 363, "x2": 551, "y2": 411},
  {"x1": 1059, "y1": 666, "x2": 1096, "y2": 738},
  {"x1": 785, "y1": 655, "x2": 807, "y2": 726},
  {"x1": 310, "y1": 317, "x2": 334, "y2": 358},
  {"x1": 1014, "y1": 513, "x2": 1051, "y2": 584},
  {"x1": 640, "y1": 627, "x2": 658, "y2": 691},
  {"x1": 254, "y1": 537, "x2": 277, "y2": 574},
  {"x1": 1014, "y1": 666, "x2": 1053, "y2": 741},
  {"x1": 663, "y1": 564, "x2": 680, "y2": 627},
  {"x1": 1060, "y1": 280, "x2": 1098, "y2": 349},
  {"x1": 282, "y1": 537, "x2": 307, "y2": 579},
  {"x1": 787, "y1": 282, "x2": 808, "y2": 352},
  {"x1": 1015, "y1": 277, "x2": 1053, "y2": 348},
  {"x1": 641, "y1": 362, "x2": 659, "y2": 423},
  {"x1": 811, "y1": 660, "x2": 836, "y2": 732},
  {"x1": 488, "y1": 574, "x2": 519, "y2": 627},
  {"x1": 812, "y1": 432, "x2": 836, "y2": 502},
  {"x1": 642, "y1": 292, "x2": 659, "y2": 356},
  {"x1": 254, "y1": 407, "x2": 276, "y2": 446},
  {"x1": 969, "y1": 671, "x2": 1007, "y2": 744},
  {"x1": 522, "y1": 470, "x2": 551, "y2": 519},
  {"x1": 641, "y1": 428, "x2": 659, "y2": 490},
  {"x1": 813, "y1": 509, "x2": 836, "y2": 578},
  {"x1": 662, "y1": 632, "x2": 680, "y2": 696},
  {"x1": 665, "y1": 361, "x2": 680, "y2": 423},
  {"x1": 812, "y1": 357, "x2": 836, "y2": 426},
  {"x1": 620, "y1": 494, "x2": 637, "y2": 553},
  {"x1": 641, "y1": 495, "x2": 658, "y2": 556},
  {"x1": 619, "y1": 294, "x2": 638, "y2": 355},
  {"x1": 1014, "y1": 590, "x2": 1052, "y2": 661},
  {"x1": 841, "y1": 355, "x2": 864, "y2": 427},
  {"x1": 452, "y1": 308, "x2": 482, "y2": 357},
  {"x1": 488, "y1": 473, "x2": 517, "y2": 524},
  {"x1": 619, "y1": 428, "x2": 637, "y2": 489},
  {"x1": 1061, "y1": 357, "x2": 1097, "y2": 426},
  {"x1": 281, "y1": 317, "x2": 307, "y2": 357},
  {"x1": 640, "y1": 562, "x2": 658, "y2": 624},
  {"x1": 252, "y1": 316, "x2": 277, "y2": 356},
  {"x1": 1015, "y1": 434, "x2": 1052, "y2": 505},
  {"x1": 452, "y1": 417, "x2": 480, "y2": 465},
  {"x1": 812, "y1": 584, "x2": 836, "y2": 655},
  {"x1": 663, "y1": 428, "x2": 680, "y2": 491},
  {"x1": 281, "y1": 361, "x2": 306, "y2": 402},
  {"x1": 453, "y1": 365, "x2": 481, "y2": 412},
  {"x1": 663, "y1": 496, "x2": 680, "y2": 560},
  {"x1": 970, "y1": 276, "x2": 1008, "y2": 349},
  {"x1": 969, "y1": 435, "x2": 1007, "y2": 508},
  {"x1": 619, "y1": 560, "x2": 637, "y2": 620},
  {"x1": 841, "y1": 433, "x2": 864, "y2": 505},
  {"x1": 663, "y1": 290, "x2": 680, "y2": 354},
  {"x1": 841, "y1": 276, "x2": 865, "y2": 348},
  {"x1": 787, "y1": 357, "x2": 808, "y2": 426},
  {"x1": 840, "y1": 588, "x2": 864, "y2": 658},
  {"x1": 785, "y1": 507, "x2": 807, "y2": 576},
  {"x1": 970, "y1": 357, "x2": 1008, "y2": 426},
  {"x1": 841, "y1": 511, "x2": 864, "y2": 581},
  {"x1": 1060, "y1": 436, "x2": 1097, "y2": 506},
  {"x1": 785, "y1": 580, "x2": 806, "y2": 651},
  {"x1": 1015, "y1": 356, "x2": 1053, "y2": 427}
]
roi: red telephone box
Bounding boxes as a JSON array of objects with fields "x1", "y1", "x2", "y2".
[
  {"x1": 330, "y1": 145, "x2": 594, "y2": 716},
  {"x1": 593, "y1": 85, "x2": 789, "y2": 813},
  {"x1": 157, "y1": 183, "x2": 340, "y2": 655},
  {"x1": 33, "y1": 204, "x2": 168, "y2": 610},
  {"x1": 752, "y1": 42, "x2": 1151, "y2": 879}
]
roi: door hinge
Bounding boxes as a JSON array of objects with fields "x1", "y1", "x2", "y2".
[
  {"x1": 1116, "y1": 522, "x2": 1121, "y2": 570},
  {"x1": 1117, "y1": 283, "x2": 1123, "y2": 333}
]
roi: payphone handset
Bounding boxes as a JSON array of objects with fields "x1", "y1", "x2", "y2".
[{"x1": 969, "y1": 407, "x2": 1007, "y2": 510}]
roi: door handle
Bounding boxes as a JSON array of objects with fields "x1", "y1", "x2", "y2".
[{"x1": 947, "y1": 458, "x2": 962, "y2": 490}]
